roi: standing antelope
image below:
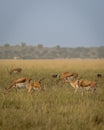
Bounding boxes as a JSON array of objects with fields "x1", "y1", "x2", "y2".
[
  {"x1": 28, "y1": 78, "x2": 45, "y2": 93},
  {"x1": 52, "y1": 72, "x2": 78, "y2": 81},
  {"x1": 7, "y1": 67, "x2": 22, "y2": 75},
  {"x1": 65, "y1": 78, "x2": 97, "y2": 95},
  {"x1": 4, "y1": 77, "x2": 32, "y2": 94}
]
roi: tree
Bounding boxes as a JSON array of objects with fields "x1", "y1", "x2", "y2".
[
  {"x1": 4, "y1": 43, "x2": 10, "y2": 47},
  {"x1": 37, "y1": 44, "x2": 44, "y2": 49},
  {"x1": 21, "y1": 42, "x2": 27, "y2": 47}
]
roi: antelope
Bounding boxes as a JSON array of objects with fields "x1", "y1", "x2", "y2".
[
  {"x1": 28, "y1": 78, "x2": 45, "y2": 93},
  {"x1": 97, "y1": 73, "x2": 102, "y2": 78},
  {"x1": 4, "y1": 77, "x2": 32, "y2": 94},
  {"x1": 7, "y1": 67, "x2": 22, "y2": 75},
  {"x1": 65, "y1": 78, "x2": 97, "y2": 95},
  {"x1": 52, "y1": 72, "x2": 78, "y2": 81}
]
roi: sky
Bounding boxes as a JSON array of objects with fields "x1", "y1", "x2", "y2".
[{"x1": 0, "y1": 0, "x2": 104, "y2": 47}]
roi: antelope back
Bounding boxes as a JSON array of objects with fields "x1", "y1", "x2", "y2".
[
  {"x1": 60, "y1": 72, "x2": 71, "y2": 79},
  {"x1": 78, "y1": 79, "x2": 96, "y2": 88},
  {"x1": 60, "y1": 72, "x2": 78, "y2": 80},
  {"x1": 8, "y1": 67, "x2": 22, "y2": 75}
]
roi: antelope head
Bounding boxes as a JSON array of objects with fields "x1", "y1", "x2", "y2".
[{"x1": 28, "y1": 78, "x2": 45, "y2": 93}]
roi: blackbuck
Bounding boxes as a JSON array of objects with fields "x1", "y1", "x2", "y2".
[
  {"x1": 52, "y1": 72, "x2": 78, "y2": 81},
  {"x1": 65, "y1": 78, "x2": 97, "y2": 95},
  {"x1": 4, "y1": 77, "x2": 32, "y2": 94},
  {"x1": 7, "y1": 67, "x2": 22, "y2": 75},
  {"x1": 28, "y1": 78, "x2": 45, "y2": 93}
]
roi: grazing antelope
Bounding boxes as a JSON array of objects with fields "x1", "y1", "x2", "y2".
[
  {"x1": 28, "y1": 78, "x2": 45, "y2": 93},
  {"x1": 65, "y1": 78, "x2": 97, "y2": 95},
  {"x1": 7, "y1": 67, "x2": 22, "y2": 75},
  {"x1": 4, "y1": 77, "x2": 32, "y2": 94},
  {"x1": 52, "y1": 72, "x2": 78, "y2": 81}
]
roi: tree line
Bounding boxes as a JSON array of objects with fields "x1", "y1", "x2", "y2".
[{"x1": 0, "y1": 43, "x2": 104, "y2": 59}]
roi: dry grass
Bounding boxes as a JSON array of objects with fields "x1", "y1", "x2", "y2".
[{"x1": 0, "y1": 59, "x2": 104, "y2": 130}]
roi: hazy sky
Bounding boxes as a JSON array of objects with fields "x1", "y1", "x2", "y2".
[{"x1": 0, "y1": 0, "x2": 104, "y2": 47}]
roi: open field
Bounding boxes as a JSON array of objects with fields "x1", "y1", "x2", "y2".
[{"x1": 0, "y1": 59, "x2": 104, "y2": 130}]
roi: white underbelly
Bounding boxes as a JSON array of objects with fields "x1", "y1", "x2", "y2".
[
  {"x1": 15, "y1": 83, "x2": 26, "y2": 88},
  {"x1": 33, "y1": 87, "x2": 40, "y2": 91},
  {"x1": 13, "y1": 71, "x2": 19, "y2": 74},
  {"x1": 84, "y1": 86, "x2": 91, "y2": 90}
]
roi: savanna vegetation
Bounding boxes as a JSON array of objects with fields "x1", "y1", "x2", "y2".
[
  {"x1": 0, "y1": 59, "x2": 104, "y2": 130},
  {"x1": 0, "y1": 43, "x2": 104, "y2": 59}
]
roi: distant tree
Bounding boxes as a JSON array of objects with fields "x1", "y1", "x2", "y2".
[
  {"x1": 88, "y1": 48, "x2": 98, "y2": 58},
  {"x1": 55, "y1": 45, "x2": 61, "y2": 49},
  {"x1": 21, "y1": 42, "x2": 27, "y2": 47},
  {"x1": 0, "y1": 44, "x2": 104, "y2": 59},
  {"x1": 37, "y1": 44, "x2": 44, "y2": 49},
  {"x1": 4, "y1": 43, "x2": 10, "y2": 47},
  {"x1": 98, "y1": 47, "x2": 104, "y2": 58}
]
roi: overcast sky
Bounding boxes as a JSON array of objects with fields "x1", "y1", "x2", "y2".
[{"x1": 0, "y1": 0, "x2": 104, "y2": 47}]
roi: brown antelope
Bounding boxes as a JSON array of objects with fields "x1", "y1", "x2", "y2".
[
  {"x1": 65, "y1": 78, "x2": 97, "y2": 95},
  {"x1": 28, "y1": 78, "x2": 45, "y2": 93},
  {"x1": 4, "y1": 77, "x2": 32, "y2": 94},
  {"x1": 52, "y1": 72, "x2": 78, "y2": 81},
  {"x1": 7, "y1": 67, "x2": 22, "y2": 75},
  {"x1": 97, "y1": 73, "x2": 102, "y2": 78}
]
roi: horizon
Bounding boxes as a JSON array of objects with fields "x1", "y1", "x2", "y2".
[{"x1": 1, "y1": 42, "x2": 104, "y2": 48}]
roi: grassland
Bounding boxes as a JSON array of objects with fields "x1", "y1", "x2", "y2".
[{"x1": 0, "y1": 59, "x2": 104, "y2": 130}]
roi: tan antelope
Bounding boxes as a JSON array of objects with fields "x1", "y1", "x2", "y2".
[
  {"x1": 52, "y1": 72, "x2": 78, "y2": 81},
  {"x1": 65, "y1": 78, "x2": 97, "y2": 95},
  {"x1": 7, "y1": 66, "x2": 22, "y2": 75},
  {"x1": 4, "y1": 77, "x2": 32, "y2": 94},
  {"x1": 28, "y1": 78, "x2": 45, "y2": 93}
]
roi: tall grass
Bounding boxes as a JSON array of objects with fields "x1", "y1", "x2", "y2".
[{"x1": 0, "y1": 59, "x2": 104, "y2": 130}]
